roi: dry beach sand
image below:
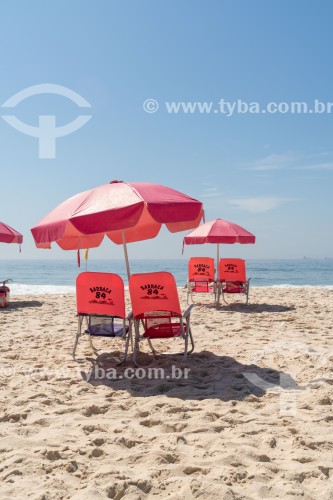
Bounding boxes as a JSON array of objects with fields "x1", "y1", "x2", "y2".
[{"x1": 1, "y1": 287, "x2": 333, "y2": 499}]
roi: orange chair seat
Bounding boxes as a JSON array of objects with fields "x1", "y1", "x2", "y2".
[
  {"x1": 222, "y1": 281, "x2": 245, "y2": 293},
  {"x1": 143, "y1": 323, "x2": 184, "y2": 339},
  {"x1": 192, "y1": 282, "x2": 211, "y2": 293}
]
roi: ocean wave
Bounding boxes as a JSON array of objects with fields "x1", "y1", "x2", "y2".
[
  {"x1": 8, "y1": 283, "x2": 333, "y2": 296},
  {"x1": 9, "y1": 284, "x2": 75, "y2": 296},
  {"x1": 253, "y1": 284, "x2": 333, "y2": 290}
]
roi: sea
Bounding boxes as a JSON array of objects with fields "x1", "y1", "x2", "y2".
[{"x1": 0, "y1": 259, "x2": 333, "y2": 296}]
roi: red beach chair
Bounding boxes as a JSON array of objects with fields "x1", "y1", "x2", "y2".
[
  {"x1": 129, "y1": 271, "x2": 194, "y2": 365},
  {"x1": 217, "y1": 258, "x2": 251, "y2": 304},
  {"x1": 74, "y1": 272, "x2": 131, "y2": 362},
  {"x1": 187, "y1": 257, "x2": 216, "y2": 303}
]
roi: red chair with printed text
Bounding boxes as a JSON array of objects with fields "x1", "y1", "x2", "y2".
[
  {"x1": 217, "y1": 258, "x2": 251, "y2": 304},
  {"x1": 74, "y1": 272, "x2": 131, "y2": 362},
  {"x1": 187, "y1": 257, "x2": 216, "y2": 303},
  {"x1": 129, "y1": 271, "x2": 194, "y2": 365}
]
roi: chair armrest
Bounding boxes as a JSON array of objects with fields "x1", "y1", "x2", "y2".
[{"x1": 182, "y1": 304, "x2": 194, "y2": 318}]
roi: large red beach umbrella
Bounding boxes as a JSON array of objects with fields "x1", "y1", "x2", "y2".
[{"x1": 31, "y1": 180, "x2": 204, "y2": 279}]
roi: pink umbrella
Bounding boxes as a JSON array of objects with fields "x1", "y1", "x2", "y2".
[
  {"x1": 182, "y1": 218, "x2": 255, "y2": 278},
  {"x1": 0, "y1": 221, "x2": 23, "y2": 245},
  {"x1": 31, "y1": 180, "x2": 204, "y2": 279}
]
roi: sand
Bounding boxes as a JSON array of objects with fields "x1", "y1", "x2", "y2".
[{"x1": 0, "y1": 287, "x2": 333, "y2": 499}]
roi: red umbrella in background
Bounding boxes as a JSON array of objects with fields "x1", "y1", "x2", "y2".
[
  {"x1": 0, "y1": 222, "x2": 23, "y2": 306},
  {"x1": 0, "y1": 221, "x2": 23, "y2": 247},
  {"x1": 183, "y1": 218, "x2": 255, "y2": 278},
  {"x1": 31, "y1": 180, "x2": 204, "y2": 279}
]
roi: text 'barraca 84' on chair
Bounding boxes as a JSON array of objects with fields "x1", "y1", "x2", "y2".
[{"x1": 30, "y1": 180, "x2": 204, "y2": 280}]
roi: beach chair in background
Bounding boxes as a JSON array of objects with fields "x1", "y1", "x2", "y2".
[
  {"x1": 186, "y1": 257, "x2": 216, "y2": 303},
  {"x1": 74, "y1": 272, "x2": 131, "y2": 362},
  {"x1": 216, "y1": 258, "x2": 251, "y2": 304},
  {"x1": 129, "y1": 271, "x2": 194, "y2": 365}
]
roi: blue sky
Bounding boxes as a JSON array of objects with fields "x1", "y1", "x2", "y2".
[{"x1": 1, "y1": 0, "x2": 332, "y2": 261}]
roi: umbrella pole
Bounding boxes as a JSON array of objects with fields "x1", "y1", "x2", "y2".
[
  {"x1": 216, "y1": 243, "x2": 220, "y2": 280},
  {"x1": 122, "y1": 230, "x2": 131, "y2": 283}
]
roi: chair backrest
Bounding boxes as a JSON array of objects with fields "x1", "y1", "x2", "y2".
[
  {"x1": 188, "y1": 257, "x2": 215, "y2": 282},
  {"x1": 218, "y1": 258, "x2": 246, "y2": 282},
  {"x1": 129, "y1": 272, "x2": 181, "y2": 319},
  {"x1": 76, "y1": 272, "x2": 126, "y2": 318}
]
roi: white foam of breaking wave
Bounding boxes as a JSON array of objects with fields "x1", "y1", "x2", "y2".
[
  {"x1": 10, "y1": 283, "x2": 75, "y2": 296},
  {"x1": 253, "y1": 284, "x2": 333, "y2": 289},
  {"x1": 9, "y1": 283, "x2": 333, "y2": 296}
]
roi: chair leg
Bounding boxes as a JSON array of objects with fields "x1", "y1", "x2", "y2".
[
  {"x1": 216, "y1": 283, "x2": 221, "y2": 305},
  {"x1": 183, "y1": 331, "x2": 189, "y2": 360},
  {"x1": 130, "y1": 324, "x2": 134, "y2": 351},
  {"x1": 187, "y1": 327, "x2": 195, "y2": 354},
  {"x1": 182, "y1": 321, "x2": 195, "y2": 360},
  {"x1": 88, "y1": 334, "x2": 101, "y2": 354},
  {"x1": 72, "y1": 334, "x2": 80, "y2": 360},
  {"x1": 219, "y1": 285, "x2": 229, "y2": 304},
  {"x1": 222, "y1": 291, "x2": 229, "y2": 305},
  {"x1": 73, "y1": 316, "x2": 84, "y2": 360},
  {"x1": 116, "y1": 323, "x2": 131, "y2": 366},
  {"x1": 187, "y1": 282, "x2": 194, "y2": 304},
  {"x1": 245, "y1": 283, "x2": 250, "y2": 304},
  {"x1": 148, "y1": 338, "x2": 159, "y2": 355},
  {"x1": 133, "y1": 320, "x2": 141, "y2": 367}
]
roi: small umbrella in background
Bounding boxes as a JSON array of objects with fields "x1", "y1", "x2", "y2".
[
  {"x1": 0, "y1": 221, "x2": 23, "y2": 248},
  {"x1": 0, "y1": 221, "x2": 23, "y2": 305},
  {"x1": 182, "y1": 218, "x2": 255, "y2": 278},
  {"x1": 31, "y1": 180, "x2": 204, "y2": 280}
]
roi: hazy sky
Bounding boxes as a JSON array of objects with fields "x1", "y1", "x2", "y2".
[{"x1": 1, "y1": 0, "x2": 332, "y2": 262}]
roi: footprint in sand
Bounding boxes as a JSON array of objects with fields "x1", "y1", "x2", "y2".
[
  {"x1": 115, "y1": 436, "x2": 141, "y2": 449},
  {"x1": 165, "y1": 406, "x2": 185, "y2": 414},
  {"x1": 161, "y1": 422, "x2": 188, "y2": 433},
  {"x1": 183, "y1": 466, "x2": 209, "y2": 475},
  {"x1": 139, "y1": 418, "x2": 160, "y2": 427},
  {"x1": 82, "y1": 424, "x2": 107, "y2": 434},
  {"x1": 156, "y1": 453, "x2": 179, "y2": 464},
  {"x1": 89, "y1": 448, "x2": 104, "y2": 458},
  {"x1": 136, "y1": 410, "x2": 150, "y2": 418},
  {"x1": 91, "y1": 437, "x2": 105, "y2": 446},
  {"x1": 82, "y1": 405, "x2": 108, "y2": 417}
]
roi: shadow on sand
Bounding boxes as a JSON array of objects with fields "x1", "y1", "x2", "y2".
[
  {"x1": 202, "y1": 302, "x2": 295, "y2": 313},
  {"x1": 1, "y1": 299, "x2": 44, "y2": 310},
  {"x1": 80, "y1": 350, "x2": 301, "y2": 402}
]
